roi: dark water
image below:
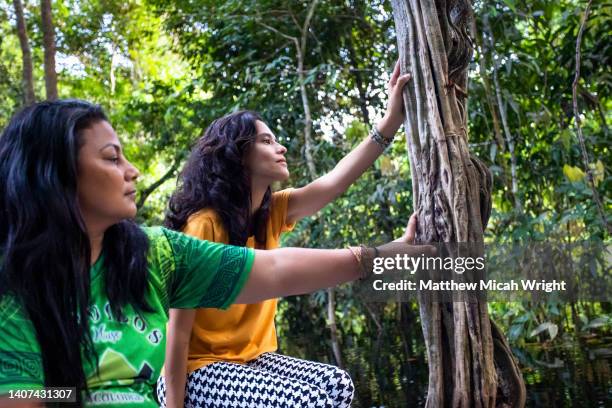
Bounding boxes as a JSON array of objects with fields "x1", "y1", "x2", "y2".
[
  {"x1": 341, "y1": 337, "x2": 611, "y2": 407},
  {"x1": 518, "y1": 338, "x2": 612, "y2": 408}
]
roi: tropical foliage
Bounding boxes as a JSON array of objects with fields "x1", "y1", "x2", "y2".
[{"x1": 0, "y1": 0, "x2": 609, "y2": 406}]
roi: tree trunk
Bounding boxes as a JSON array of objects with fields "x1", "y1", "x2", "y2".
[
  {"x1": 255, "y1": 0, "x2": 344, "y2": 368},
  {"x1": 13, "y1": 0, "x2": 36, "y2": 105},
  {"x1": 295, "y1": 0, "x2": 320, "y2": 179},
  {"x1": 40, "y1": 0, "x2": 58, "y2": 100},
  {"x1": 390, "y1": 1, "x2": 526, "y2": 406},
  {"x1": 295, "y1": 0, "x2": 344, "y2": 369}
]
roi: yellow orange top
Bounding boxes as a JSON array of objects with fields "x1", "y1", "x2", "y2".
[{"x1": 184, "y1": 189, "x2": 295, "y2": 372}]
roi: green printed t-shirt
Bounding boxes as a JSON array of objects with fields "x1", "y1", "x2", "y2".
[{"x1": 0, "y1": 226, "x2": 254, "y2": 406}]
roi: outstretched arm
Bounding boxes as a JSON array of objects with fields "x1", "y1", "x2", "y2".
[
  {"x1": 286, "y1": 61, "x2": 411, "y2": 223},
  {"x1": 235, "y1": 247, "x2": 359, "y2": 304},
  {"x1": 235, "y1": 214, "x2": 427, "y2": 303}
]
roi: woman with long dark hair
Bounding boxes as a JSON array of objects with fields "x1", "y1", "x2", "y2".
[
  {"x1": 160, "y1": 63, "x2": 412, "y2": 407},
  {"x1": 0, "y1": 99, "x2": 426, "y2": 407}
]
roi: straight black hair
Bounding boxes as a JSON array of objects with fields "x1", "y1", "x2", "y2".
[{"x1": 0, "y1": 100, "x2": 150, "y2": 403}]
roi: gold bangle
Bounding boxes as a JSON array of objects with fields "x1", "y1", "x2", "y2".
[{"x1": 347, "y1": 246, "x2": 368, "y2": 279}]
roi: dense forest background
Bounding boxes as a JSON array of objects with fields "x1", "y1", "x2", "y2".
[{"x1": 1, "y1": 0, "x2": 610, "y2": 406}]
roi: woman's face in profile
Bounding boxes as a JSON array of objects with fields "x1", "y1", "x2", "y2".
[
  {"x1": 243, "y1": 120, "x2": 290, "y2": 183},
  {"x1": 76, "y1": 120, "x2": 140, "y2": 229}
]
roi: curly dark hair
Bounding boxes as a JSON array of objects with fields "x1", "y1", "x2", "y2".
[{"x1": 165, "y1": 110, "x2": 272, "y2": 246}]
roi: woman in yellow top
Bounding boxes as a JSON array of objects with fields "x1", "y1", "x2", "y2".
[{"x1": 159, "y1": 63, "x2": 411, "y2": 407}]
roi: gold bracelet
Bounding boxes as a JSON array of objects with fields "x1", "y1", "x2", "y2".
[
  {"x1": 347, "y1": 246, "x2": 367, "y2": 279},
  {"x1": 348, "y1": 245, "x2": 379, "y2": 280}
]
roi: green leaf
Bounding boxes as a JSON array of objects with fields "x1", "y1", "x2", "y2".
[
  {"x1": 508, "y1": 324, "x2": 524, "y2": 340},
  {"x1": 563, "y1": 164, "x2": 585, "y2": 182},
  {"x1": 529, "y1": 322, "x2": 558, "y2": 340},
  {"x1": 585, "y1": 316, "x2": 610, "y2": 329}
]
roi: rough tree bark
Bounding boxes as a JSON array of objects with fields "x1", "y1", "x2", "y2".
[
  {"x1": 40, "y1": 0, "x2": 58, "y2": 100},
  {"x1": 390, "y1": 1, "x2": 526, "y2": 406},
  {"x1": 13, "y1": 0, "x2": 36, "y2": 105}
]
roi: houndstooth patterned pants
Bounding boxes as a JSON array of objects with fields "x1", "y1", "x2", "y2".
[{"x1": 156, "y1": 352, "x2": 354, "y2": 407}]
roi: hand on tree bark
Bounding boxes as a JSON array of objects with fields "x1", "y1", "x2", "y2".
[
  {"x1": 379, "y1": 213, "x2": 436, "y2": 259},
  {"x1": 394, "y1": 212, "x2": 418, "y2": 244},
  {"x1": 378, "y1": 60, "x2": 411, "y2": 139},
  {"x1": 365, "y1": 237, "x2": 436, "y2": 277},
  {"x1": 353, "y1": 213, "x2": 435, "y2": 279}
]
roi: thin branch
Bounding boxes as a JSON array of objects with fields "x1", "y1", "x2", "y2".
[
  {"x1": 289, "y1": 10, "x2": 300, "y2": 31},
  {"x1": 470, "y1": 17, "x2": 504, "y2": 151},
  {"x1": 254, "y1": 3, "x2": 317, "y2": 179},
  {"x1": 326, "y1": 288, "x2": 343, "y2": 368},
  {"x1": 288, "y1": 1, "x2": 343, "y2": 369},
  {"x1": 300, "y1": 0, "x2": 320, "y2": 59},
  {"x1": 258, "y1": 9, "x2": 293, "y2": 17},
  {"x1": 362, "y1": 301, "x2": 383, "y2": 332},
  {"x1": 484, "y1": 14, "x2": 521, "y2": 211},
  {"x1": 137, "y1": 159, "x2": 181, "y2": 209},
  {"x1": 254, "y1": 20, "x2": 299, "y2": 48},
  {"x1": 572, "y1": 0, "x2": 609, "y2": 233}
]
